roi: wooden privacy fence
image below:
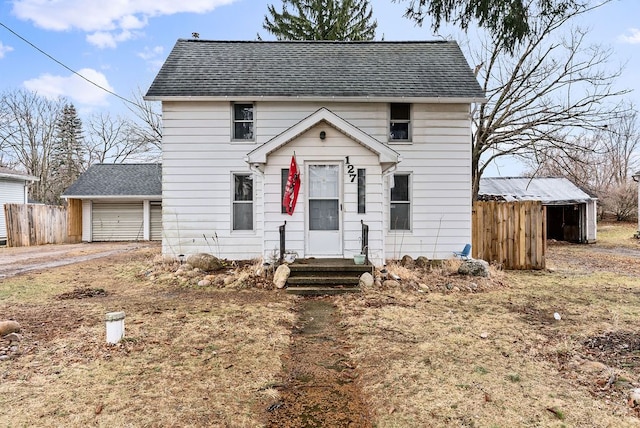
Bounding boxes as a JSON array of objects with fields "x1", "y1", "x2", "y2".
[
  {"x1": 4, "y1": 203, "x2": 81, "y2": 247},
  {"x1": 472, "y1": 201, "x2": 546, "y2": 270}
]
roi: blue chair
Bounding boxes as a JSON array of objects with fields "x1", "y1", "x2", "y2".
[{"x1": 453, "y1": 244, "x2": 471, "y2": 260}]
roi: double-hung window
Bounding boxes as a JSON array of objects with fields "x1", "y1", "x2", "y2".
[
  {"x1": 233, "y1": 173, "x2": 253, "y2": 230},
  {"x1": 389, "y1": 103, "x2": 411, "y2": 142},
  {"x1": 390, "y1": 173, "x2": 410, "y2": 230},
  {"x1": 233, "y1": 103, "x2": 254, "y2": 141}
]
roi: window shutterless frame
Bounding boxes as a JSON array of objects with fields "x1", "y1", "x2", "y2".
[
  {"x1": 232, "y1": 173, "x2": 254, "y2": 231},
  {"x1": 389, "y1": 103, "x2": 411, "y2": 142},
  {"x1": 390, "y1": 173, "x2": 411, "y2": 231},
  {"x1": 232, "y1": 103, "x2": 255, "y2": 141}
]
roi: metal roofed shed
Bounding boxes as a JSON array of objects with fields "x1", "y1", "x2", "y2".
[{"x1": 479, "y1": 177, "x2": 597, "y2": 243}]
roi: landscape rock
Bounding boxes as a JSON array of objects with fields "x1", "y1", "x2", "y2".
[
  {"x1": 400, "y1": 255, "x2": 414, "y2": 267},
  {"x1": 629, "y1": 388, "x2": 640, "y2": 407},
  {"x1": 458, "y1": 259, "x2": 490, "y2": 277},
  {"x1": 3, "y1": 333, "x2": 22, "y2": 343},
  {"x1": 198, "y1": 279, "x2": 212, "y2": 287},
  {"x1": 415, "y1": 256, "x2": 430, "y2": 268},
  {"x1": 359, "y1": 272, "x2": 374, "y2": 288},
  {"x1": 383, "y1": 279, "x2": 400, "y2": 288},
  {"x1": 273, "y1": 264, "x2": 290, "y2": 289},
  {"x1": 418, "y1": 283, "x2": 430, "y2": 292},
  {"x1": 186, "y1": 253, "x2": 224, "y2": 272},
  {"x1": 0, "y1": 321, "x2": 21, "y2": 337}
]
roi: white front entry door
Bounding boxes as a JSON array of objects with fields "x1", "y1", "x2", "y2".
[{"x1": 306, "y1": 164, "x2": 342, "y2": 256}]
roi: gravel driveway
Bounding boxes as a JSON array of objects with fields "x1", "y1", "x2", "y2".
[{"x1": 0, "y1": 241, "x2": 159, "y2": 279}]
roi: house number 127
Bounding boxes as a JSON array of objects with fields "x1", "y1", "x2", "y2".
[{"x1": 345, "y1": 156, "x2": 357, "y2": 183}]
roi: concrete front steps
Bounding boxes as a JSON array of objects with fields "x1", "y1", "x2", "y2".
[{"x1": 285, "y1": 258, "x2": 374, "y2": 295}]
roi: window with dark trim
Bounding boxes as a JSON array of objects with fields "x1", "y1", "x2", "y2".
[
  {"x1": 233, "y1": 103, "x2": 254, "y2": 140},
  {"x1": 390, "y1": 173, "x2": 410, "y2": 230},
  {"x1": 233, "y1": 173, "x2": 253, "y2": 230},
  {"x1": 357, "y1": 168, "x2": 366, "y2": 214},
  {"x1": 389, "y1": 103, "x2": 410, "y2": 141},
  {"x1": 281, "y1": 168, "x2": 288, "y2": 214}
]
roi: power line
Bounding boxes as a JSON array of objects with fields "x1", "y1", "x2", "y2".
[{"x1": 0, "y1": 21, "x2": 141, "y2": 107}]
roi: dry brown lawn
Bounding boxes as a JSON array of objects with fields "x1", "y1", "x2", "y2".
[{"x1": 1, "y1": 222, "x2": 640, "y2": 427}]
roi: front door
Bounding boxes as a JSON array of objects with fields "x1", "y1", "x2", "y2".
[{"x1": 306, "y1": 164, "x2": 342, "y2": 256}]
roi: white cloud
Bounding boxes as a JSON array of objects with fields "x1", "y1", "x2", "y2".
[
  {"x1": 137, "y1": 46, "x2": 166, "y2": 71},
  {"x1": 0, "y1": 41, "x2": 14, "y2": 59},
  {"x1": 23, "y1": 68, "x2": 114, "y2": 106},
  {"x1": 12, "y1": 0, "x2": 237, "y2": 48},
  {"x1": 619, "y1": 28, "x2": 640, "y2": 44}
]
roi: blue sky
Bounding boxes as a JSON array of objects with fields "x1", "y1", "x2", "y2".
[{"x1": 0, "y1": 0, "x2": 639, "y2": 174}]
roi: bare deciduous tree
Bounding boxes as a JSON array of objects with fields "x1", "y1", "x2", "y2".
[
  {"x1": 126, "y1": 88, "x2": 162, "y2": 152},
  {"x1": 529, "y1": 105, "x2": 640, "y2": 220},
  {"x1": 85, "y1": 112, "x2": 157, "y2": 164},
  {"x1": 0, "y1": 90, "x2": 63, "y2": 203},
  {"x1": 467, "y1": 0, "x2": 624, "y2": 198}
]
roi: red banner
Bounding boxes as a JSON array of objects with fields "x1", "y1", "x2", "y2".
[{"x1": 283, "y1": 154, "x2": 300, "y2": 215}]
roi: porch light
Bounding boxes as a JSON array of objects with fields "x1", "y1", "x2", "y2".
[{"x1": 319, "y1": 131, "x2": 326, "y2": 140}]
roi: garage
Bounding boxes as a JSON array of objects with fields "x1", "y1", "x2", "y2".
[
  {"x1": 62, "y1": 164, "x2": 162, "y2": 242},
  {"x1": 92, "y1": 202, "x2": 144, "y2": 241}
]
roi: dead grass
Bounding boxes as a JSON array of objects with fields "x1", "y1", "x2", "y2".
[
  {"x1": 336, "y1": 239, "x2": 640, "y2": 427},
  {"x1": 3, "y1": 226, "x2": 640, "y2": 427},
  {"x1": 0, "y1": 248, "x2": 297, "y2": 427}
]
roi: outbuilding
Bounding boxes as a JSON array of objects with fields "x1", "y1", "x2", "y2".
[
  {"x1": 0, "y1": 167, "x2": 39, "y2": 244},
  {"x1": 479, "y1": 176, "x2": 597, "y2": 243},
  {"x1": 62, "y1": 164, "x2": 162, "y2": 242}
]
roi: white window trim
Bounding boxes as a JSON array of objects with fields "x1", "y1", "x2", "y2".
[
  {"x1": 389, "y1": 172, "x2": 412, "y2": 232},
  {"x1": 231, "y1": 172, "x2": 255, "y2": 233},
  {"x1": 231, "y1": 102, "x2": 255, "y2": 142},
  {"x1": 388, "y1": 103, "x2": 412, "y2": 144}
]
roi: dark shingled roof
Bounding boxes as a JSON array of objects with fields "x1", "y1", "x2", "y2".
[
  {"x1": 62, "y1": 164, "x2": 161, "y2": 198},
  {"x1": 146, "y1": 40, "x2": 485, "y2": 100}
]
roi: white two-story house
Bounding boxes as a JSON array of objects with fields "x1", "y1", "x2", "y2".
[{"x1": 145, "y1": 40, "x2": 485, "y2": 266}]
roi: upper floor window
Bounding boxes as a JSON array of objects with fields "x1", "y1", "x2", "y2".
[
  {"x1": 233, "y1": 103, "x2": 254, "y2": 140},
  {"x1": 389, "y1": 103, "x2": 410, "y2": 142}
]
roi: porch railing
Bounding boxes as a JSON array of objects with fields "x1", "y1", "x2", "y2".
[
  {"x1": 279, "y1": 221, "x2": 286, "y2": 264},
  {"x1": 361, "y1": 219, "x2": 369, "y2": 264}
]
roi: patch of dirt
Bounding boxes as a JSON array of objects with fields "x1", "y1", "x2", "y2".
[
  {"x1": 56, "y1": 287, "x2": 108, "y2": 299},
  {"x1": 584, "y1": 331, "x2": 640, "y2": 370},
  {"x1": 265, "y1": 298, "x2": 372, "y2": 427}
]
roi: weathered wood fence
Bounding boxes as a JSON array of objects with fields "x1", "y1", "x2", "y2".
[
  {"x1": 4, "y1": 203, "x2": 81, "y2": 247},
  {"x1": 472, "y1": 201, "x2": 546, "y2": 270}
]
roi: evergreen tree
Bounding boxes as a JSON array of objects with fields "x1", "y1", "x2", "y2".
[
  {"x1": 51, "y1": 103, "x2": 85, "y2": 203},
  {"x1": 263, "y1": 0, "x2": 377, "y2": 41}
]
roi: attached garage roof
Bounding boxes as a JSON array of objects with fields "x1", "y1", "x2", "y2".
[
  {"x1": 479, "y1": 177, "x2": 596, "y2": 205},
  {"x1": 145, "y1": 39, "x2": 486, "y2": 102},
  {"x1": 62, "y1": 163, "x2": 162, "y2": 199}
]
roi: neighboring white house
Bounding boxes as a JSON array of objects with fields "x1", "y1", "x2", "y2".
[
  {"x1": 0, "y1": 167, "x2": 39, "y2": 244},
  {"x1": 145, "y1": 40, "x2": 486, "y2": 265},
  {"x1": 62, "y1": 164, "x2": 162, "y2": 242},
  {"x1": 479, "y1": 177, "x2": 598, "y2": 243}
]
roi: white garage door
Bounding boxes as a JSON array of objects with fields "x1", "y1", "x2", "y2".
[
  {"x1": 150, "y1": 201, "x2": 162, "y2": 241},
  {"x1": 92, "y1": 202, "x2": 144, "y2": 241}
]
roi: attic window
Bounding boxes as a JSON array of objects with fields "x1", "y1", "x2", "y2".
[
  {"x1": 389, "y1": 103, "x2": 411, "y2": 142},
  {"x1": 233, "y1": 103, "x2": 254, "y2": 141}
]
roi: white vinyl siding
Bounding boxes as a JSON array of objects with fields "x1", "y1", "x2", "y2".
[
  {"x1": 385, "y1": 103, "x2": 472, "y2": 260},
  {"x1": 92, "y1": 202, "x2": 144, "y2": 241},
  {"x1": 0, "y1": 178, "x2": 27, "y2": 240},
  {"x1": 160, "y1": 100, "x2": 472, "y2": 262},
  {"x1": 161, "y1": 101, "x2": 262, "y2": 259}
]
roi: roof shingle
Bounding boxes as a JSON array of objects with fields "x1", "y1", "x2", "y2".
[
  {"x1": 146, "y1": 40, "x2": 485, "y2": 100},
  {"x1": 62, "y1": 164, "x2": 161, "y2": 198}
]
